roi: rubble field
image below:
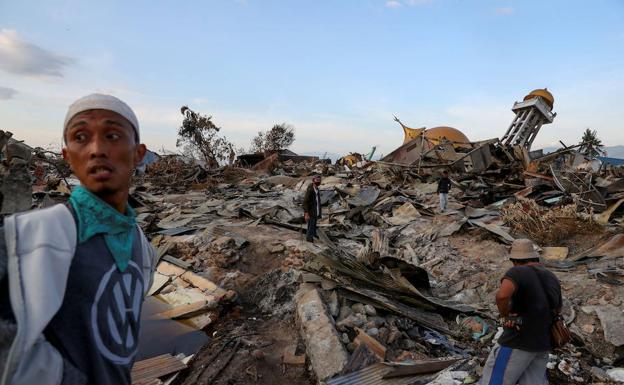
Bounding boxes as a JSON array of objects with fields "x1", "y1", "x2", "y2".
[
  {"x1": 3, "y1": 88, "x2": 624, "y2": 385},
  {"x1": 131, "y1": 152, "x2": 624, "y2": 385}
]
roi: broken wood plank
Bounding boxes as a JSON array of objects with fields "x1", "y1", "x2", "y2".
[
  {"x1": 161, "y1": 254, "x2": 192, "y2": 270},
  {"x1": 340, "y1": 343, "x2": 380, "y2": 375},
  {"x1": 135, "y1": 379, "x2": 162, "y2": 385},
  {"x1": 155, "y1": 300, "x2": 217, "y2": 320},
  {"x1": 147, "y1": 273, "x2": 171, "y2": 297},
  {"x1": 156, "y1": 261, "x2": 186, "y2": 277},
  {"x1": 298, "y1": 272, "x2": 323, "y2": 283},
  {"x1": 180, "y1": 271, "x2": 226, "y2": 298},
  {"x1": 353, "y1": 327, "x2": 386, "y2": 360},
  {"x1": 131, "y1": 354, "x2": 187, "y2": 385}
]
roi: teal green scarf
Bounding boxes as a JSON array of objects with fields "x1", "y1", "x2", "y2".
[{"x1": 69, "y1": 186, "x2": 136, "y2": 272}]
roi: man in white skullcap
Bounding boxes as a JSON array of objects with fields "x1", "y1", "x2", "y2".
[{"x1": 0, "y1": 94, "x2": 156, "y2": 385}]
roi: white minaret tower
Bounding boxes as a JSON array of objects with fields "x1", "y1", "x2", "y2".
[{"x1": 501, "y1": 88, "x2": 556, "y2": 149}]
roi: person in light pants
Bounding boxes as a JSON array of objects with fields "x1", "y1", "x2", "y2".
[
  {"x1": 437, "y1": 170, "x2": 451, "y2": 212},
  {"x1": 479, "y1": 239, "x2": 562, "y2": 385}
]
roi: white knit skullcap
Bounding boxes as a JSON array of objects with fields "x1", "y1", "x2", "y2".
[{"x1": 63, "y1": 93, "x2": 140, "y2": 142}]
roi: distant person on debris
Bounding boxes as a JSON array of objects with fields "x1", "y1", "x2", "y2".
[
  {"x1": 303, "y1": 175, "x2": 322, "y2": 243},
  {"x1": 479, "y1": 239, "x2": 562, "y2": 385},
  {"x1": 0, "y1": 94, "x2": 156, "y2": 385},
  {"x1": 437, "y1": 169, "x2": 452, "y2": 212}
]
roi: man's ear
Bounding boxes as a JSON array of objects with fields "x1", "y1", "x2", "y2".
[
  {"x1": 62, "y1": 147, "x2": 71, "y2": 168},
  {"x1": 134, "y1": 144, "x2": 147, "y2": 167}
]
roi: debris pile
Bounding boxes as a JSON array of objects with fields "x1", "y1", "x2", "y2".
[
  {"x1": 130, "y1": 152, "x2": 624, "y2": 384},
  {"x1": 5, "y1": 88, "x2": 624, "y2": 384}
]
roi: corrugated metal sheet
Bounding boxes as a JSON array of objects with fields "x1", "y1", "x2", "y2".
[{"x1": 326, "y1": 363, "x2": 431, "y2": 385}]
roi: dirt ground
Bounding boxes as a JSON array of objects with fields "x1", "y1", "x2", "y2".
[{"x1": 172, "y1": 223, "x2": 314, "y2": 385}]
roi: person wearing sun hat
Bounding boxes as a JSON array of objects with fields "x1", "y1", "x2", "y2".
[
  {"x1": 0, "y1": 94, "x2": 156, "y2": 385},
  {"x1": 479, "y1": 238, "x2": 562, "y2": 385}
]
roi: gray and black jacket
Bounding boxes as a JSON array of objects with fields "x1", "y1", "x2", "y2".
[{"x1": 0, "y1": 204, "x2": 156, "y2": 385}]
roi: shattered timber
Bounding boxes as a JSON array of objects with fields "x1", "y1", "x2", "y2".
[{"x1": 4, "y1": 89, "x2": 624, "y2": 384}]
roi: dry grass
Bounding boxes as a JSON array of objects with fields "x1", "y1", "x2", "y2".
[{"x1": 501, "y1": 198, "x2": 601, "y2": 245}]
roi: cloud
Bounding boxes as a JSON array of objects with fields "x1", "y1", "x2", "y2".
[
  {"x1": 0, "y1": 86, "x2": 17, "y2": 100},
  {"x1": 385, "y1": 0, "x2": 431, "y2": 8},
  {"x1": 0, "y1": 29, "x2": 74, "y2": 77},
  {"x1": 495, "y1": 6, "x2": 515, "y2": 15}
]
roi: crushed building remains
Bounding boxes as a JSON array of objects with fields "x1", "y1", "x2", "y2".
[{"x1": 2, "y1": 88, "x2": 624, "y2": 384}]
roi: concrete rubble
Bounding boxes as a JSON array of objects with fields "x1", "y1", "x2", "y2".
[{"x1": 3, "y1": 89, "x2": 624, "y2": 384}]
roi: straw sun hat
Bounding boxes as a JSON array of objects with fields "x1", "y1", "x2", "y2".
[{"x1": 508, "y1": 239, "x2": 540, "y2": 260}]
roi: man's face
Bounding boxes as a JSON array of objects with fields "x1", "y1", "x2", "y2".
[
  {"x1": 62, "y1": 109, "x2": 146, "y2": 196},
  {"x1": 313, "y1": 177, "x2": 321, "y2": 186}
]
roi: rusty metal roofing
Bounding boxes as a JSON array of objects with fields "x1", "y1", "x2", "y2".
[{"x1": 326, "y1": 363, "x2": 431, "y2": 385}]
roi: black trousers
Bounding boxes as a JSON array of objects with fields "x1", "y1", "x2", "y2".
[{"x1": 306, "y1": 216, "x2": 317, "y2": 241}]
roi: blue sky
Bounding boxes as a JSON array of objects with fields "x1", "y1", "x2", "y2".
[{"x1": 1, "y1": 0, "x2": 623, "y2": 157}]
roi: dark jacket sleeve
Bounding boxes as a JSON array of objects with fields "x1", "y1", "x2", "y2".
[{"x1": 302, "y1": 185, "x2": 313, "y2": 214}]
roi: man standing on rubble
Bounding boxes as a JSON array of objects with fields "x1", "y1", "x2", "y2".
[
  {"x1": 479, "y1": 239, "x2": 562, "y2": 385},
  {"x1": 437, "y1": 170, "x2": 452, "y2": 212},
  {"x1": 0, "y1": 94, "x2": 156, "y2": 385},
  {"x1": 303, "y1": 174, "x2": 322, "y2": 243}
]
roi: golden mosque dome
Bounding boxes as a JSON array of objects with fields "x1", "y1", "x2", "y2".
[
  {"x1": 425, "y1": 126, "x2": 470, "y2": 145},
  {"x1": 400, "y1": 120, "x2": 471, "y2": 148},
  {"x1": 523, "y1": 88, "x2": 554, "y2": 109}
]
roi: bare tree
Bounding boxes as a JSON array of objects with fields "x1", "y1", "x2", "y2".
[
  {"x1": 249, "y1": 131, "x2": 265, "y2": 153},
  {"x1": 177, "y1": 106, "x2": 234, "y2": 168},
  {"x1": 249, "y1": 123, "x2": 295, "y2": 153}
]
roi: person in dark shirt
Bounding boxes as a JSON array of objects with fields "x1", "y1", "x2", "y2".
[
  {"x1": 479, "y1": 239, "x2": 562, "y2": 385},
  {"x1": 302, "y1": 175, "x2": 322, "y2": 243},
  {"x1": 437, "y1": 170, "x2": 451, "y2": 212}
]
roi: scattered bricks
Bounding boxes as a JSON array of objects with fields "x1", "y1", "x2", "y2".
[
  {"x1": 282, "y1": 346, "x2": 306, "y2": 365},
  {"x1": 213, "y1": 236, "x2": 235, "y2": 250},
  {"x1": 295, "y1": 287, "x2": 349, "y2": 383}
]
